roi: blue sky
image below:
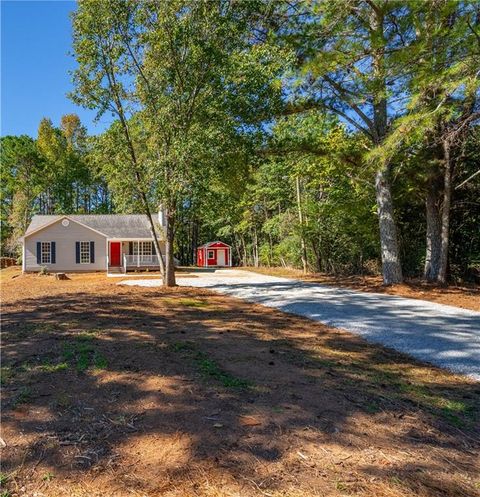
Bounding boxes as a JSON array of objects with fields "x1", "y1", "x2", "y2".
[{"x1": 1, "y1": 0, "x2": 110, "y2": 137}]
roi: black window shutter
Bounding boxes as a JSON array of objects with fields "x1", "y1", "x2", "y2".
[
  {"x1": 51, "y1": 242, "x2": 56, "y2": 263},
  {"x1": 90, "y1": 241, "x2": 95, "y2": 263},
  {"x1": 129, "y1": 241, "x2": 133, "y2": 254},
  {"x1": 75, "y1": 242, "x2": 80, "y2": 263},
  {"x1": 151, "y1": 241, "x2": 154, "y2": 254},
  {"x1": 36, "y1": 242, "x2": 41, "y2": 264}
]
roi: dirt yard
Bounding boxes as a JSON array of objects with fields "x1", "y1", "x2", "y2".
[
  {"x1": 1, "y1": 267, "x2": 479, "y2": 497},
  {"x1": 242, "y1": 267, "x2": 480, "y2": 311}
]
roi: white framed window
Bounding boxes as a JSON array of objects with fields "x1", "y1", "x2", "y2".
[
  {"x1": 208, "y1": 250, "x2": 214, "y2": 259},
  {"x1": 80, "y1": 241, "x2": 91, "y2": 264},
  {"x1": 133, "y1": 241, "x2": 153, "y2": 256},
  {"x1": 41, "y1": 242, "x2": 51, "y2": 264}
]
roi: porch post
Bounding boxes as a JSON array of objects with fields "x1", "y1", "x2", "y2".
[{"x1": 22, "y1": 242, "x2": 26, "y2": 272}]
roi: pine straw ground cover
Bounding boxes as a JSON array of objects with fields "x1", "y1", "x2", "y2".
[{"x1": 1, "y1": 269, "x2": 479, "y2": 497}]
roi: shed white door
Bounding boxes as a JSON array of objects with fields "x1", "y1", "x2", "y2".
[{"x1": 217, "y1": 249, "x2": 226, "y2": 266}]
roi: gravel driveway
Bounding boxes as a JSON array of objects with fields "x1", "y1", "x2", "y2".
[{"x1": 121, "y1": 269, "x2": 480, "y2": 380}]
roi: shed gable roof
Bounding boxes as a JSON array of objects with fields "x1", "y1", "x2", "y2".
[
  {"x1": 25, "y1": 215, "x2": 163, "y2": 239},
  {"x1": 198, "y1": 241, "x2": 231, "y2": 249}
]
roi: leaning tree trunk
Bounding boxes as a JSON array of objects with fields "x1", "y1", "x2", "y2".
[
  {"x1": 375, "y1": 165, "x2": 403, "y2": 285},
  {"x1": 146, "y1": 208, "x2": 166, "y2": 277},
  {"x1": 437, "y1": 138, "x2": 453, "y2": 285},
  {"x1": 424, "y1": 173, "x2": 442, "y2": 282},
  {"x1": 164, "y1": 207, "x2": 176, "y2": 287}
]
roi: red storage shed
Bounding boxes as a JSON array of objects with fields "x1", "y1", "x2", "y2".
[{"x1": 197, "y1": 241, "x2": 232, "y2": 267}]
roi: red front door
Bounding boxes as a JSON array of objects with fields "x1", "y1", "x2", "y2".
[{"x1": 110, "y1": 242, "x2": 121, "y2": 266}]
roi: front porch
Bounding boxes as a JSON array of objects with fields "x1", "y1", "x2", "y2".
[{"x1": 107, "y1": 240, "x2": 164, "y2": 274}]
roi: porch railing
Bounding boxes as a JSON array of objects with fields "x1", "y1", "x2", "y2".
[
  {"x1": 122, "y1": 254, "x2": 180, "y2": 272},
  {"x1": 124, "y1": 254, "x2": 161, "y2": 268}
]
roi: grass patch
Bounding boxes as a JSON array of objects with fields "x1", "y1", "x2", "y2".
[
  {"x1": 170, "y1": 341, "x2": 196, "y2": 352},
  {"x1": 39, "y1": 361, "x2": 69, "y2": 373},
  {"x1": 62, "y1": 336, "x2": 107, "y2": 372},
  {"x1": 162, "y1": 297, "x2": 210, "y2": 308},
  {"x1": 0, "y1": 366, "x2": 13, "y2": 385},
  {"x1": 335, "y1": 480, "x2": 350, "y2": 492},
  {"x1": 178, "y1": 298, "x2": 209, "y2": 308},
  {"x1": 53, "y1": 392, "x2": 72, "y2": 408},
  {"x1": 76, "y1": 342, "x2": 95, "y2": 371},
  {"x1": 322, "y1": 362, "x2": 477, "y2": 427},
  {"x1": 313, "y1": 358, "x2": 338, "y2": 368},
  {"x1": 93, "y1": 352, "x2": 108, "y2": 370},
  {"x1": 396, "y1": 382, "x2": 476, "y2": 425},
  {"x1": 6, "y1": 323, "x2": 58, "y2": 340},
  {"x1": 77, "y1": 328, "x2": 103, "y2": 341},
  {"x1": 197, "y1": 356, "x2": 252, "y2": 389},
  {"x1": 170, "y1": 341, "x2": 252, "y2": 390},
  {"x1": 12, "y1": 387, "x2": 31, "y2": 408},
  {"x1": 364, "y1": 401, "x2": 381, "y2": 414}
]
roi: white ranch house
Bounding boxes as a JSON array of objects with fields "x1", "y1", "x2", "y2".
[{"x1": 22, "y1": 213, "x2": 168, "y2": 275}]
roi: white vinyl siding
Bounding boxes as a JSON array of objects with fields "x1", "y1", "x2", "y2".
[
  {"x1": 80, "y1": 241, "x2": 91, "y2": 264},
  {"x1": 24, "y1": 218, "x2": 107, "y2": 272},
  {"x1": 41, "y1": 242, "x2": 51, "y2": 264}
]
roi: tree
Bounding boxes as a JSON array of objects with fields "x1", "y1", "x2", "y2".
[
  {"x1": 1, "y1": 116, "x2": 112, "y2": 258},
  {"x1": 271, "y1": 1, "x2": 416, "y2": 284},
  {"x1": 0, "y1": 136, "x2": 43, "y2": 255},
  {"x1": 212, "y1": 111, "x2": 378, "y2": 274},
  {"x1": 374, "y1": 0, "x2": 480, "y2": 284},
  {"x1": 71, "y1": 0, "x2": 283, "y2": 285},
  {"x1": 71, "y1": 0, "x2": 167, "y2": 279}
]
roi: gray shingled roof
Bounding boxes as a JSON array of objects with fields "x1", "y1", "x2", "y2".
[{"x1": 25, "y1": 215, "x2": 164, "y2": 239}]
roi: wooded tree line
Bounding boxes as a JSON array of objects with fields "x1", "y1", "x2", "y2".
[
  {"x1": 1, "y1": 115, "x2": 112, "y2": 254},
  {"x1": 1, "y1": 0, "x2": 479, "y2": 286}
]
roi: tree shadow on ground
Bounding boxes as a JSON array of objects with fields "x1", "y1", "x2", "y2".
[
  {"x1": 1, "y1": 285, "x2": 479, "y2": 496},
  {"x1": 198, "y1": 279, "x2": 480, "y2": 379}
]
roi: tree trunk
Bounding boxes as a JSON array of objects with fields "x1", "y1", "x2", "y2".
[
  {"x1": 253, "y1": 228, "x2": 259, "y2": 267},
  {"x1": 241, "y1": 235, "x2": 247, "y2": 266},
  {"x1": 424, "y1": 173, "x2": 442, "y2": 281},
  {"x1": 370, "y1": 6, "x2": 403, "y2": 285},
  {"x1": 191, "y1": 217, "x2": 199, "y2": 266},
  {"x1": 233, "y1": 235, "x2": 242, "y2": 266},
  {"x1": 375, "y1": 166, "x2": 403, "y2": 285},
  {"x1": 437, "y1": 138, "x2": 453, "y2": 285},
  {"x1": 296, "y1": 176, "x2": 308, "y2": 274},
  {"x1": 311, "y1": 238, "x2": 322, "y2": 273},
  {"x1": 100, "y1": 59, "x2": 166, "y2": 279},
  {"x1": 164, "y1": 207, "x2": 176, "y2": 287}
]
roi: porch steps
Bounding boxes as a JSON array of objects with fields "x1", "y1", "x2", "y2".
[{"x1": 108, "y1": 266, "x2": 125, "y2": 275}]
